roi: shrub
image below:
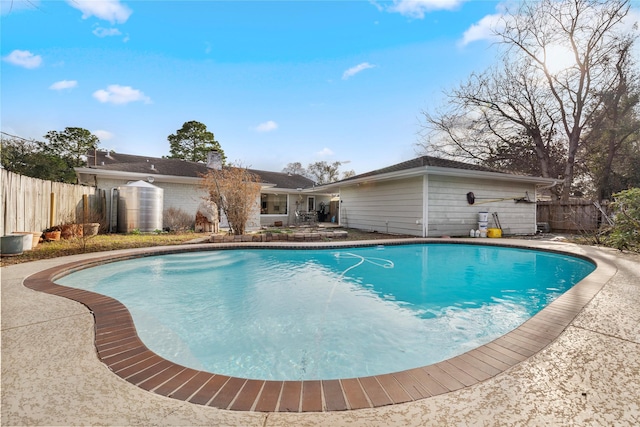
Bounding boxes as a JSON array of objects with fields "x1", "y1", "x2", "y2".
[
  {"x1": 201, "y1": 165, "x2": 261, "y2": 235},
  {"x1": 607, "y1": 188, "x2": 640, "y2": 252},
  {"x1": 163, "y1": 207, "x2": 194, "y2": 232}
]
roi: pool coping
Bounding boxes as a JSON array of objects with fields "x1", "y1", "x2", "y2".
[{"x1": 22, "y1": 238, "x2": 612, "y2": 413}]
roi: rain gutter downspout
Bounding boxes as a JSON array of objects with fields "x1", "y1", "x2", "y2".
[
  {"x1": 536, "y1": 179, "x2": 559, "y2": 192},
  {"x1": 109, "y1": 187, "x2": 118, "y2": 233},
  {"x1": 423, "y1": 175, "x2": 429, "y2": 237}
]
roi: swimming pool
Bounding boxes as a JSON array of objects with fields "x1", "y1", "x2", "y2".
[{"x1": 56, "y1": 243, "x2": 595, "y2": 381}]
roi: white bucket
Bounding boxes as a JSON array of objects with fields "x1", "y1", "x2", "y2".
[
  {"x1": 478, "y1": 221, "x2": 488, "y2": 230},
  {"x1": 478, "y1": 212, "x2": 489, "y2": 222}
]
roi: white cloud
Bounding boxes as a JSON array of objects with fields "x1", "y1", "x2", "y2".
[
  {"x1": 387, "y1": 0, "x2": 465, "y2": 19},
  {"x1": 2, "y1": 49, "x2": 42, "y2": 69},
  {"x1": 93, "y1": 84, "x2": 151, "y2": 105},
  {"x1": 342, "y1": 62, "x2": 376, "y2": 80},
  {"x1": 67, "y1": 0, "x2": 132, "y2": 24},
  {"x1": 93, "y1": 130, "x2": 114, "y2": 141},
  {"x1": 255, "y1": 120, "x2": 278, "y2": 132},
  {"x1": 316, "y1": 147, "x2": 334, "y2": 157},
  {"x1": 93, "y1": 27, "x2": 122, "y2": 37},
  {"x1": 459, "y1": 13, "x2": 504, "y2": 46},
  {"x1": 49, "y1": 80, "x2": 78, "y2": 90}
]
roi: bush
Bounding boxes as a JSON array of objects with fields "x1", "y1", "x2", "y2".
[
  {"x1": 163, "y1": 207, "x2": 194, "y2": 232},
  {"x1": 607, "y1": 188, "x2": 640, "y2": 252}
]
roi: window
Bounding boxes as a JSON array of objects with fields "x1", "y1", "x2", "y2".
[{"x1": 260, "y1": 193, "x2": 288, "y2": 215}]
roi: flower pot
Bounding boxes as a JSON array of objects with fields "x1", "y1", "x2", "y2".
[
  {"x1": 14, "y1": 232, "x2": 41, "y2": 249},
  {"x1": 44, "y1": 231, "x2": 61, "y2": 241},
  {"x1": 1, "y1": 235, "x2": 24, "y2": 256},
  {"x1": 60, "y1": 224, "x2": 83, "y2": 239},
  {"x1": 83, "y1": 223, "x2": 100, "y2": 236},
  {"x1": 31, "y1": 231, "x2": 42, "y2": 247}
]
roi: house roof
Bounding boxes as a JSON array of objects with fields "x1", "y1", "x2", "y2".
[
  {"x1": 342, "y1": 156, "x2": 502, "y2": 181},
  {"x1": 79, "y1": 150, "x2": 316, "y2": 190},
  {"x1": 316, "y1": 155, "x2": 557, "y2": 190}
]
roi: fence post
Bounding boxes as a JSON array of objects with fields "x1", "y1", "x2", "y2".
[
  {"x1": 83, "y1": 194, "x2": 89, "y2": 224},
  {"x1": 50, "y1": 192, "x2": 56, "y2": 228}
]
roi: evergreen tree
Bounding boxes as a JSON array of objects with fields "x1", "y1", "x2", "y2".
[{"x1": 167, "y1": 121, "x2": 226, "y2": 163}]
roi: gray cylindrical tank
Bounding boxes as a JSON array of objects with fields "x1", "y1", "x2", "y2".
[{"x1": 117, "y1": 181, "x2": 164, "y2": 233}]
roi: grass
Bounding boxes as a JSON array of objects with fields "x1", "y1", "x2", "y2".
[
  {"x1": 0, "y1": 228, "x2": 416, "y2": 267},
  {"x1": 0, "y1": 233, "x2": 200, "y2": 267}
]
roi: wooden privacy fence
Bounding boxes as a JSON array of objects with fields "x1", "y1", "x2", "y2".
[
  {"x1": 536, "y1": 199, "x2": 607, "y2": 233},
  {"x1": 1, "y1": 169, "x2": 104, "y2": 235}
]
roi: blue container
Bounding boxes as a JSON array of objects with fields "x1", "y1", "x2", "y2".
[{"x1": 1, "y1": 235, "x2": 24, "y2": 256}]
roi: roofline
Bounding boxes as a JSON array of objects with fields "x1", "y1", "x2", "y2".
[
  {"x1": 75, "y1": 168, "x2": 312, "y2": 192},
  {"x1": 75, "y1": 168, "x2": 204, "y2": 185},
  {"x1": 314, "y1": 165, "x2": 558, "y2": 191}
]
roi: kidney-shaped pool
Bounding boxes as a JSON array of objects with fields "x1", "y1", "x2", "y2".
[{"x1": 56, "y1": 243, "x2": 595, "y2": 381}]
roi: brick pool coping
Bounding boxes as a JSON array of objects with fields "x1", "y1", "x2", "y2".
[{"x1": 22, "y1": 239, "x2": 610, "y2": 413}]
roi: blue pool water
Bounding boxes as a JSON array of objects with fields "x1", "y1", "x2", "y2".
[{"x1": 57, "y1": 244, "x2": 595, "y2": 381}]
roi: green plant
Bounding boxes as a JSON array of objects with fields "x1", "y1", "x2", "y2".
[
  {"x1": 607, "y1": 188, "x2": 640, "y2": 252},
  {"x1": 130, "y1": 228, "x2": 141, "y2": 235}
]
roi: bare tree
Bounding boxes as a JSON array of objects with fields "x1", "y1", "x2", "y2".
[
  {"x1": 341, "y1": 169, "x2": 356, "y2": 180},
  {"x1": 284, "y1": 161, "x2": 355, "y2": 183},
  {"x1": 422, "y1": 57, "x2": 562, "y2": 179},
  {"x1": 307, "y1": 161, "x2": 349, "y2": 184},
  {"x1": 282, "y1": 162, "x2": 309, "y2": 177},
  {"x1": 420, "y1": 0, "x2": 636, "y2": 201},
  {"x1": 201, "y1": 165, "x2": 261, "y2": 235}
]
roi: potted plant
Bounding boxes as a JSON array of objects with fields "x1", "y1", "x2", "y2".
[
  {"x1": 60, "y1": 223, "x2": 83, "y2": 239},
  {"x1": 83, "y1": 222, "x2": 100, "y2": 236},
  {"x1": 43, "y1": 226, "x2": 62, "y2": 241}
]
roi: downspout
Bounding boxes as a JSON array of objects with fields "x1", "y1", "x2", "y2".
[
  {"x1": 109, "y1": 187, "x2": 118, "y2": 233},
  {"x1": 422, "y1": 175, "x2": 429, "y2": 237},
  {"x1": 536, "y1": 180, "x2": 558, "y2": 192}
]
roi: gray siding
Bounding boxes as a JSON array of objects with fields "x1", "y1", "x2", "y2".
[
  {"x1": 337, "y1": 174, "x2": 538, "y2": 238},
  {"x1": 427, "y1": 175, "x2": 537, "y2": 237},
  {"x1": 339, "y1": 177, "x2": 423, "y2": 236}
]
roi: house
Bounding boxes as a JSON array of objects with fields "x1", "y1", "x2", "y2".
[
  {"x1": 75, "y1": 150, "x2": 333, "y2": 232},
  {"x1": 316, "y1": 156, "x2": 557, "y2": 237}
]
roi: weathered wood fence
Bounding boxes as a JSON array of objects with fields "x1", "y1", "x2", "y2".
[
  {"x1": 536, "y1": 199, "x2": 608, "y2": 233},
  {"x1": 1, "y1": 169, "x2": 104, "y2": 235}
]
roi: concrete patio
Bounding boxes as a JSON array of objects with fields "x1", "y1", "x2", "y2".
[{"x1": 2, "y1": 239, "x2": 639, "y2": 426}]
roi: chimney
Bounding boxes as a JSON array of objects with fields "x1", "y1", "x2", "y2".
[{"x1": 207, "y1": 150, "x2": 222, "y2": 170}]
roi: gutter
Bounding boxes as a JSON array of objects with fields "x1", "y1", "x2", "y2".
[{"x1": 315, "y1": 166, "x2": 557, "y2": 191}]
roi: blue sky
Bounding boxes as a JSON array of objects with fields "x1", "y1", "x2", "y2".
[{"x1": 2, "y1": 1, "x2": 532, "y2": 174}]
